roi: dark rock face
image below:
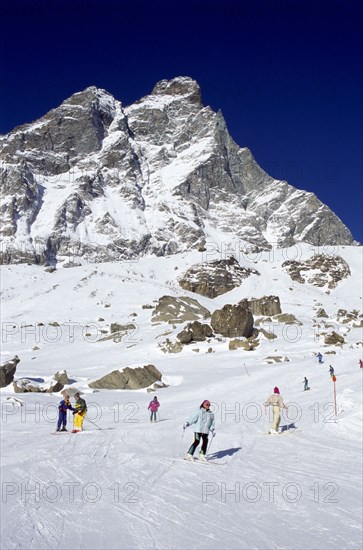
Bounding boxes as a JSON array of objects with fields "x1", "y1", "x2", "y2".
[
  {"x1": 54, "y1": 370, "x2": 69, "y2": 385},
  {"x1": 316, "y1": 308, "x2": 328, "y2": 318},
  {"x1": 282, "y1": 255, "x2": 351, "y2": 289},
  {"x1": 89, "y1": 364, "x2": 162, "y2": 390},
  {"x1": 177, "y1": 321, "x2": 213, "y2": 343},
  {"x1": 246, "y1": 296, "x2": 281, "y2": 316},
  {"x1": 179, "y1": 257, "x2": 259, "y2": 298},
  {"x1": 0, "y1": 77, "x2": 356, "y2": 265},
  {"x1": 211, "y1": 303, "x2": 254, "y2": 338},
  {"x1": 324, "y1": 331, "x2": 345, "y2": 345},
  {"x1": 0, "y1": 355, "x2": 20, "y2": 388}
]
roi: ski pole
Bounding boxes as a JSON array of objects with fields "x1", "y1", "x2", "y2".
[
  {"x1": 85, "y1": 417, "x2": 103, "y2": 430},
  {"x1": 207, "y1": 433, "x2": 214, "y2": 455},
  {"x1": 177, "y1": 428, "x2": 185, "y2": 458}
]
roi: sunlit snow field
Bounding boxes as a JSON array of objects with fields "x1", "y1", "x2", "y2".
[{"x1": 1, "y1": 245, "x2": 362, "y2": 549}]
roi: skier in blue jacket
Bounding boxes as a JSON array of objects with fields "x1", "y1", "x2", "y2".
[
  {"x1": 56, "y1": 394, "x2": 74, "y2": 431},
  {"x1": 183, "y1": 400, "x2": 216, "y2": 461}
]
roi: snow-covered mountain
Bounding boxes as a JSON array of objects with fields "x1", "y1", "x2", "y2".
[
  {"x1": 0, "y1": 77, "x2": 356, "y2": 265},
  {"x1": 1, "y1": 77, "x2": 362, "y2": 550}
]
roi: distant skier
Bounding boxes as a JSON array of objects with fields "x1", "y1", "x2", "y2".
[
  {"x1": 264, "y1": 387, "x2": 288, "y2": 434},
  {"x1": 72, "y1": 393, "x2": 87, "y2": 433},
  {"x1": 316, "y1": 352, "x2": 323, "y2": 364},
  {"x1": 329, "y1": 365, "x2": 334, "y2": 377},
  {"x1": 303, "y1": 377, "x2": 309, "y2": 391},
  {"x1": 148, "y1": 396, "x2": 160, "y2": 422},
  {"x1": 183, "y1": 400, "x2": 215, "y2": 461},
  {"x1": 56, "y1": 394, "x2": 74, "y2": 432},
  {"x1": 359, "y1": 359, "x2": 363, "y2": 369}
]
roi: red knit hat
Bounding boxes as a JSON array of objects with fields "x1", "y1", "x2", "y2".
[{"x1": 274, "y1": 387, "x2": 280, "y2": 394}]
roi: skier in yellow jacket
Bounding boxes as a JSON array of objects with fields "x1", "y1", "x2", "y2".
[
  {"x1": 264, "y1": 387, "x2": 287, "y2": 434},
  {"x1": 72, "y1": 393, "x2": 87, "y2": 433}
]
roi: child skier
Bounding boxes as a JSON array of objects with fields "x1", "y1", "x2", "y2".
[
  {"x1": 72, "y1": 393, "x2": 87, "y2": 433},
  {"x1": 148, "y1": 396, "x2": 160, "y2": 422},
  {"x1": 303, "y1": 377, "x2": 309, "y2": 391},
  {"x1": 264, "y1": 387, "x2": 287, "y2": 434},
  {"x1": 183, "y1": 400, "x2": 216, "y2": 461},
  {"x1": 56, "y1": 394, "x2": 74, "y2": 431}
]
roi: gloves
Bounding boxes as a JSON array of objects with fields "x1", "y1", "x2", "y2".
[
  {"x1": 211, "y1": 430, "x2": 216, "y2": 437},
  {"x1": 72, "y1": 411, "x2": 77, "y2": 415},
  {"x1": 183, "y1": 422, "x2": 189, "y2": 430}
]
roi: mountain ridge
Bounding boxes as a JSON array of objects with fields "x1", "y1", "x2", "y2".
[{"x1": 0, "y1": 77, "x2": 357, "y2": 266}]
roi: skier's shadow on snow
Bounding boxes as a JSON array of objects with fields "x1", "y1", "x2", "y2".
[
  {"x1": 280, "y1": 423, "x2": 298, "y2": 432},
  {"x1": 208, "y1": 447, "x2": 241, "y2": 460}
]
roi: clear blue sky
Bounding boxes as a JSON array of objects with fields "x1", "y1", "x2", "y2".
[{"x1": 1, "y1": 0, "x2": 362, "y2": 241}]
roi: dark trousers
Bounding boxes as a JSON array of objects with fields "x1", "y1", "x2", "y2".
[
  {"x1": 188, "y1": 433, "x2": 209, "y2": 455},
  {"x1": 57, "y1": 411, "x2": 67, "y2": 430}
]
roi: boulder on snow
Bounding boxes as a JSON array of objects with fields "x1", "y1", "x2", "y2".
[
  {"x1": 247, "y1": 296, "x2": 281, "y2": 316},
  {"x1": 273, "y1": 313, "x2": 302, "y2": 325},
  {"x1": 88, "y1": 364, "x2": 162, "y2": 390},
  {"x1": 159, "y1": 339, "x2": 183, "y2": 354},
  {"x1": 324, "y1": 331, "x2": 345, "y2": 345},
  {"x1": 316, "y1": 308, "x2": 328, "y2": 318},
  {"x1": 54, "y1": 370, "x2": 69, "y2": 385},
  {"x1": 0, "y1": 355, "x2": 20, "y2": 388},
  {"x1": 179, "y1": 257, "x2": 259, "y2": 298},
  {"x1": 13, "y1": 377, "x2": 64, "y2": 393},
  {"x1": 211, "y1": 303, "x2": 254, "y2": 338},
  {"x1": 282, "y1": 254, "x2": 351, "y2": 289},
  {"x1": 152, "y1": 295, "x2": 210, "y2": 324},
  {"x1": 177, "y1": 321, "x2": 213, "y2": 343},
  {"x1": 229, "y1": 338, "x2": 259, "y2": 351}
]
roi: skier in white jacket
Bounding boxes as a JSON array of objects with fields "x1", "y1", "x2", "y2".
[
  {"x1": 264, "y1": 387, "x2": 287, "y2": 434},
  {"x1": 183, "y1": 400, "x2": 215, "y2": 461}
]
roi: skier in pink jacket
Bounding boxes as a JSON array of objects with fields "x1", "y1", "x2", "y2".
[{"x1": 148, "y1": 396, "x2": 160, "y2": 422}]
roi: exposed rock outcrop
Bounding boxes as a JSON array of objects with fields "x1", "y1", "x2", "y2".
[
  {"x1": 54, "y1": 370, "x2": 69, "y2": 385},
  {"x1": 211, "y1": 303, "x2": 254, "y2": 338},
  {"x1": 89, "y1": 364, "x2": 162, "y2": 390},
  {"x1": 246, "y1": 296, "x2": 281, "y2": 316},
  {"x1": 324, "y1": 331, "x2": 345, "y2": 345},
  {"x1": 177, "y1": 321, "x2": 213, "y2": 343},
  {"x1": 13, "y1": 378, "x2": 64, "y2": 393},
  {"x1": 0, "y1": 355, "x2": 20, "y2": 388},
  {"x1": 282, "y1": 254, "x2": 351, "y2": 289},
  {"x1": 179, "y1": 257, "x2": 259, "y2": 298},
  {"x1": 152, "y1": 296, "x2": 210, "y2": 324}
]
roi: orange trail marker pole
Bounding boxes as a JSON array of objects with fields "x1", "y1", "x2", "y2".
[{"x1": 332, "y1": 375, "x2": 337, "y2": 416}]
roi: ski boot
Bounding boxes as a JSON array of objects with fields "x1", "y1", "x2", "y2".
[
  {"x1": 197, "y1": 453, "x2": 207, "y2": 462},
  {"x1": 184, "y1": 453, "x2": 194, "y2": 461}
]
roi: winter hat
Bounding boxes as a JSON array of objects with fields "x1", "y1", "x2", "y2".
[
  {"x1": 274, "y1": 387, "x2": 280, "y2": 394},
  {"x1": 74, "y1": 392, "x2": 80, "y2": 398},
  {"x1": 154, "y1": 396, "x2": 158, "y2": 400},
  {"x1": 200, "y1": 400, "x2": 211, "y2": 408}
]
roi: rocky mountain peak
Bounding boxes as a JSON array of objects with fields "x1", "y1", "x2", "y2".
[
  {"x1": 0, "y1": 77, "x2": 357, "y2": 266},
  {"x1": 151, "y1": 77, "x2": 202, "y2": 105}
]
